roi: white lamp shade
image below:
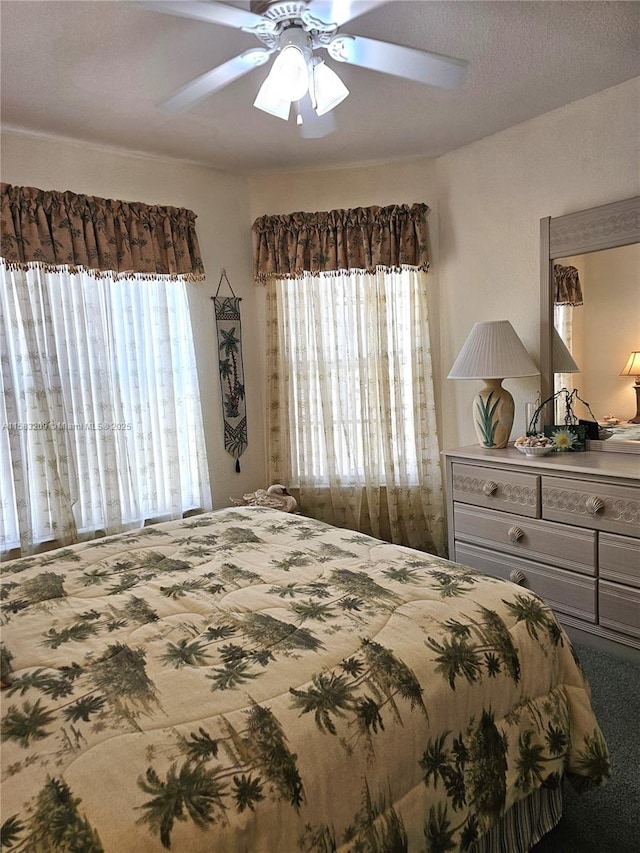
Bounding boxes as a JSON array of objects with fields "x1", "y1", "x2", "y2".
[
  {"x1": 311, "y1": 60, "x2": 349, "y2": 116},
  {"x1": 448, "y1": 320, "x2": 539, "y2": 380},
  {"x1": 553, "y1": 328, "x2": 580, "y2": 373},
  {"x1": 620, "y1": 351, "x2": 640, "y2": 377}
]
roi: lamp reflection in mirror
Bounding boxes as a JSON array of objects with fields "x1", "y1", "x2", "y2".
[
  {"x1": 552, "y1": 328, "x2": 580, "y2": 425},
  {"x1": 448, "y1": 320, "x2": 539, "y2": 448},
  {"x1": 619, "y1": 351, "x2": 640, "y2": 424},
  {"x1": 553, "y1": 328, "x2": 580, "y2": 373}
]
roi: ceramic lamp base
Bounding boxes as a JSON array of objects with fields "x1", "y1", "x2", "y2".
[
  {"x1": 629, "y1": 382, "x2": 640, "y2": 424},
  {"x1": 473, "y1": 379, "x2": 514, "y2": 449},
  {"x1": 629, "y1": 383, "x2": 640, "y2": 424}
]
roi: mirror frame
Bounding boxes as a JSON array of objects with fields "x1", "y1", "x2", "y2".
[{"x1": 540, "y1": 195, "x2": 640, "y2": 452}]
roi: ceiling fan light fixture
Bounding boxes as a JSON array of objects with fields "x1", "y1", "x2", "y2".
[
  {"x1": 311, "y1": 59, "x2": 349, "y2": 116},
  {"x1": 142, "y1": 1, "x2": 470, "y2": 130},
  {"x1": 253, "y1": 76, "x2": 291, "y2": 120}
]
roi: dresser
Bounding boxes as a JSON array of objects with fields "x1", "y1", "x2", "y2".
[{"x1": 442, "y1": 446, "x2": 640, "y2": 649}]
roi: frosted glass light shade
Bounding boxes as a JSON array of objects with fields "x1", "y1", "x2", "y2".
[
  {"x1": 553, "y1": 328, "x2": 580, "y2": 373},
  {"x1": 253, "y1": 76, "x2": 291, "y2": 120},
  {"x1": 270, "y1": 45, "x2": 309, "y2": 101},
  {"x1": 447, "y1": 320, "x2": 539, "y2": 380},
  {"x1": 311, "y1": 61, "x2": 349, "y2": 116}
]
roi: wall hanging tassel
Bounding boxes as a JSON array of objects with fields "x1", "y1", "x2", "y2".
[{"x1": 212, "y1": 269, "x2": 247, "y2": 472}]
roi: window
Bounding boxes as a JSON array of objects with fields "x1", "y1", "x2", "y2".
[
  {"x1": 266, "y1": 266, "x2": 444, "y2": 553},
  {"x1": 0, "y1": 264, "x2": 211, "y2": 556},
  {"x1": 276, "y1": 267, "x2": 424, "y2": 485}
]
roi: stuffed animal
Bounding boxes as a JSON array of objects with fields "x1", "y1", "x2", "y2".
[{"x1": 232, "y1": 484, "x2": 298, "y2": 513}]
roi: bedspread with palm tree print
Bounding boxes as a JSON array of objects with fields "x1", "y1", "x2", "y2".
[{"x1": 0, "y1": 507, "x2": 608, "y2": 852}]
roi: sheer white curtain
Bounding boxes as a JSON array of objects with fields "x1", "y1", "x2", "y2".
[
  {"x1": 554, "y1": 303, "x2": 575, "y2": 421},
  {"x1": 266, "y1": 267, "x2": 445, "y2": 555},
  {"x1": 0, "y1": 263, "x2": 211, "y2": 557}
]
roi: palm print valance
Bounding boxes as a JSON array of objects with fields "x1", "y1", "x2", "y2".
[
  {"x1": 0, "y1": 183, "x2": 205, "y2": 281},
  {"x1": 554, "y1": 263, "x2": 583, "y2": 305},
  {"x1": 252, "y1": 202, "x2": 430, "y2": 283}
]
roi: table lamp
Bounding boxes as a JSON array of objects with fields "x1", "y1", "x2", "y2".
[
  {"x1": 448, "y1": 320, "x2": 539, "y2": 448},
  {"x1": 619, "y1": 351, "x2": 640, "y2": 424}
]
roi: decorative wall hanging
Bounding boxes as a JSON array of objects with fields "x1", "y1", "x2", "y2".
[{"x1": 212, "y1": 270, "x2": 247, "y2": 472}]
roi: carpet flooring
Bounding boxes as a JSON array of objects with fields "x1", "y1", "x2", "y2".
[{"x1": 531, "y1": 635, "x2": 640, "y2": 853}]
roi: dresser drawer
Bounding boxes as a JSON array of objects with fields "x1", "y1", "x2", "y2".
[
  {"x1": 453, "y1": 504, "x2": 596, "y2": 575},
  {"x1": 599, "y1": 581, "x2": 640, "y2": 638},
  {"x1": 455, "y1": 542, "x2": 596, "y2": 622},
  {"x1": 542, "y1": 476, "x2": 640, "y2": 536},
  {"x1": 451, "y1": 463, "x2": 540, "y2": 518},
  {"x1": 599, "y1": 532, "x2": 640, "y2": 588}
]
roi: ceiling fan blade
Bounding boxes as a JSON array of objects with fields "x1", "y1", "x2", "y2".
[
  {"x1": 137, "y1": 1, "x2": 266, "y2": 30},
  {"x1": 304, "y1": 0, "x2": 388, "y2": 28},
  {"x1": 328, "y1": 34, "x2": 468, "y2": 89},
  {"x1": 159, "y1": 48, "x2": 273, "y2": 112},
  {"x1": 297, "y1": 97, "x2": 337, "y2": 138}
]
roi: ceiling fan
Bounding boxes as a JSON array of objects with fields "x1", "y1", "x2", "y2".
[{"x1": 138, "y1": 1, "x2": 468, "y2": 135}]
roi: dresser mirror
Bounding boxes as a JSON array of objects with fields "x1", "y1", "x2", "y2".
[{"x1": 540, "y1": 196, "x2": 640, "y2": 453}]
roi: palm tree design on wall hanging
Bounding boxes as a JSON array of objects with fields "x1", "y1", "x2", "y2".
[{"x1": 213, "y1": 270, "x2": 247, "y2": 472}]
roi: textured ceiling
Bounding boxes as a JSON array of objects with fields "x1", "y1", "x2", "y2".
[{"x1": 1, "y1": 1, "x2": 639, "y2": 174}]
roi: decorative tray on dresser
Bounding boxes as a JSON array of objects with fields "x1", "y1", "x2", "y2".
[{"x1": 442, "y1": 446, "x2": 640, "y2": 649}]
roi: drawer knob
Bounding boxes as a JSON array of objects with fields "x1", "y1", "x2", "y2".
[
  {"x1": 508, "y1": 526, "x2": 525, "y2": 543},
  {"x1": 483, "y1": 480, "x2": 499, "y2": 496},
  {"x1": 586, "y1": 495, "x2": 605, "y2": 515},
  {"x1": 510, "y1": 569, "x2": 526, "y2": 585}
]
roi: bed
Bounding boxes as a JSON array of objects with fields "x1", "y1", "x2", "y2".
[{"x1": 0, "y1": 506, "x2": 609, "y2": 852}]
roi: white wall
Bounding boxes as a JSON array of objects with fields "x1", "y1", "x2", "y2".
[
  {"x1": 0, "y1": 130, "x2": 266, "y2": 507},
  {"x1": 249, "y1": 78, "x2": 640, "y2": 448}
]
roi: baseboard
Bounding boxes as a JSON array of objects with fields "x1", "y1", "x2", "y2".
[{"x1": 563, "y1": 624, "x2": 640, "y2": 665}]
